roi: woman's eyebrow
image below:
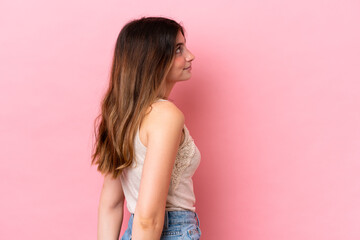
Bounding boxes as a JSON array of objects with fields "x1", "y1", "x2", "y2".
[{"x1": 176, "y1": 42, "x2": 185, "y2": 47}]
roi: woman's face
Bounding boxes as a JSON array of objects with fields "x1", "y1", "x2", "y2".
[{"x1": 166, "y1": 31, "x2": 195, "y2": 83}]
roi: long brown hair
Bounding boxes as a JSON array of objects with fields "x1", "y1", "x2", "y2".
[{"x1": 91, "y1": 17, "x2": 184, "y2": 179}]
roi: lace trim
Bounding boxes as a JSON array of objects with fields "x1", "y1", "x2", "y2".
[{"x1": 169, "y1": 126, "x2": 196, "y2": 192}]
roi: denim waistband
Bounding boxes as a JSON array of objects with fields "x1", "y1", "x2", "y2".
[
  {"x1": 163, "y1": 210, "x2": 200, "y2": 229},
  {"x1": 129, "y1": 210, "x2": 200, "y2": 230}
]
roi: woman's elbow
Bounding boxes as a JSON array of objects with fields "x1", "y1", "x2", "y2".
[
  {"x1": 99, "y1": 197, "x2": 124, "y2": 210},
  {"x1": 99, "y1": 188, "x2": 125, "y2": 209},
  {"x1": 135, "y1": 214, "x2": 164, "y2": 232}
]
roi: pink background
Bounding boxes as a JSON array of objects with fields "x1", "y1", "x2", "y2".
[{"x1": 1, "y1": 0, "x2": 360, "y2": 239}]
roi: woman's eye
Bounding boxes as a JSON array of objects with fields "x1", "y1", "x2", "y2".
[{"x1": 175, "y1": 47, "x2": 182, "y2": 54}]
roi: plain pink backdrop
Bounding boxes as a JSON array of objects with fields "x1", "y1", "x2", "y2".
[{"x1": 1, "y1": 0, "x2": 360, "y2": 239}]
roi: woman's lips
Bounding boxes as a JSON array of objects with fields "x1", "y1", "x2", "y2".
[{"x1": 183, "y1": 66, "x2": 192, "y2": 70}]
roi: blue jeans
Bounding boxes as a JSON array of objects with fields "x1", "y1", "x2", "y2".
[{"x1": 120, "y1": 210, "x2": 201, "y2": 239}]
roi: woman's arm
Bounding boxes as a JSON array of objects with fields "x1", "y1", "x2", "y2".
[
  {"x1": 132, "y1": 102, "x2": 185, "y2": 240},
  {"x1": 97, "y1": 173, "x2": 125, "y2": 240}
]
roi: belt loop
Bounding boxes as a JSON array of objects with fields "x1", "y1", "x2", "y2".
[
  {"x1": 164, "y1": 210, "x2": 169, "y2": 229},
  {"x1": 195, "y1": 212, "x2": 200, "y2": 227}
]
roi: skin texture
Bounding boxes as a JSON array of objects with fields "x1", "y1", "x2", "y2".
[{"x1": 97, "y1": 30, "x2": 195, "y2": 240}]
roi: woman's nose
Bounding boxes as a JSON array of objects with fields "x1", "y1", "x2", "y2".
[{"x1": 185, "y1": 49, "x2": 195, "y2": 62}]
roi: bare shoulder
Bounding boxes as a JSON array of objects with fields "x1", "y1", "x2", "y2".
[
  {"x1": 140, "y1": 101, "x2": 184, "y2": 147},
  {"x1": 150, "y1": 100, "x2": 184, "y2": 119},
  {"x1": 147, "y1": 100, "x2": 184, "y2": 130}
]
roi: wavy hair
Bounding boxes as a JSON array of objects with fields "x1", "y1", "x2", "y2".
[{"x1": 91, "y1": 17, "x2": 184, "y2": 179}]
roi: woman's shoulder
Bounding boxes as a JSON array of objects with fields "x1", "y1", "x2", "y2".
[
  {"x1": 141, "y1": 99, "x2": 184, "y2": 134},
  {"x1": 150, "y1": 99, "x2": 183, "y2": 116},
  {"x1": 139, "y1": 99, "x2": 185, "y2": 148},
  {"x1": 148, "y1": 99, "x2": 184, "y2": 125}
]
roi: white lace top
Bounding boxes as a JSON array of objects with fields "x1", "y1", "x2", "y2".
[{"x1": 120, "y1": 99, "x2": 201, "y2": 213}]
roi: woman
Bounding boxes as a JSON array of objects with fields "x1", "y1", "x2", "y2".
[{"x1": 92, "y1": 17, "x2": 201, "y2": 240}]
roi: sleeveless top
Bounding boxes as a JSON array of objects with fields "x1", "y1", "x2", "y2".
[{"x1": 120, "y1": 99, "x2": 201, "y2": 213}]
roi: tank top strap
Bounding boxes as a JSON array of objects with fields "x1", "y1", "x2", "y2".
[{"x1": 155, "y1": 98, "x2": 169, "y2": 102}]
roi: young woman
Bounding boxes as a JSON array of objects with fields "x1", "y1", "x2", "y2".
[{"x1": 92, "y1": 17, "x2": 201, "y2": 240}]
